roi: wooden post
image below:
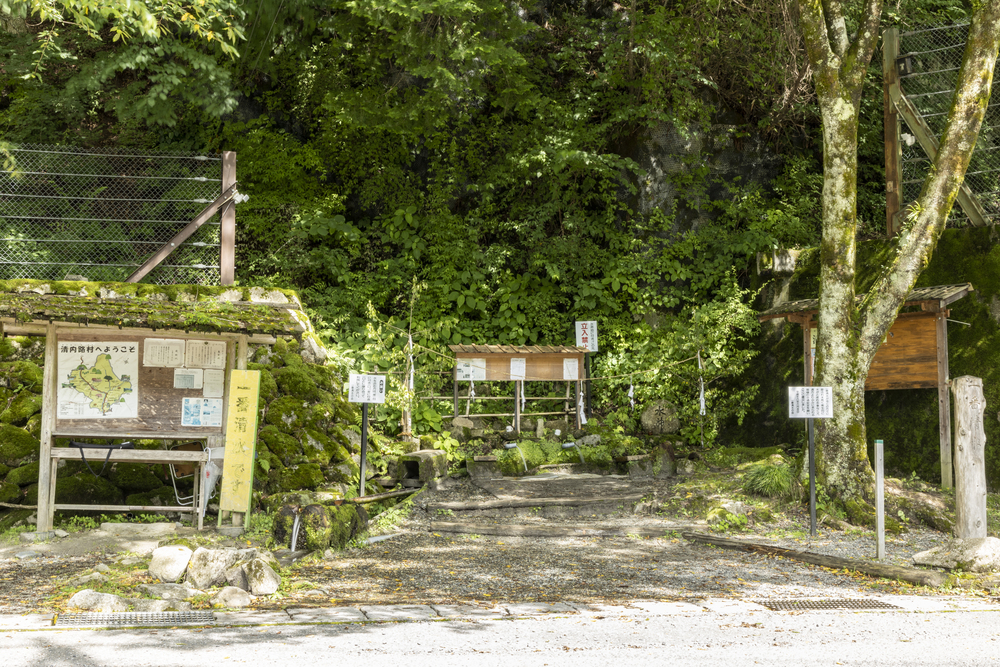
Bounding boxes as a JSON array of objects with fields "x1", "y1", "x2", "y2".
[
  {"x1": 936, "y1": 309, "x2": 953, "y2": 489},
  {"x1": 883, "y1": 27, "x2": 902, "y2": 236},
  {"x1": 574, "y1": 380, "x2": 582, "y2": 429},
  {"x1": 36, "y1": 322, "x2": 57, "y2": 532},
  {"x1": 453, "y1": 369, "x2": 459, "y2": 418},
  {"x1": 802, "y1": 322, "x2": 814, "y2": 386},
  {"x1": 220, "y1": 151, "x2": 237, "y2": 285},
  {"x1": 237, "y1": 334, "x2": 249, "y2": 371},
  {"x1": 952, "y1": 375, "x2": 987, "y2": 538}
]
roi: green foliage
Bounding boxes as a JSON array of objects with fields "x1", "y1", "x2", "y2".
[{"x1": 742, "y1": 461, "x2": 794, "y2": 499}]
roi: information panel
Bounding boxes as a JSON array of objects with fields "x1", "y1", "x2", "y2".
[
  {"x1": 348, "y1": 374, "x2": 387, "y2": 404},
  {"x1": 788, "y1": 386, "x2": 834, "y2": 419}
]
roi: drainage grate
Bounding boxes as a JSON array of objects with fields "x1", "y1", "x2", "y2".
[
  {"x1": 55, "y1": 611, "x2": 215, "y2": 626},
  {"x1": 757, "y1": 599, "x2": 900, "y2": 612}
]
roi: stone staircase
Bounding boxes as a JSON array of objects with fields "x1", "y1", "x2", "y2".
[{"x1": 426, "y1": 471, "x2": 707, "y2": 538}]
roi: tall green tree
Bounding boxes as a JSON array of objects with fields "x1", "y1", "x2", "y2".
[{"x1": 797, "y1": 0, "x2": 1000, "y2": 518}]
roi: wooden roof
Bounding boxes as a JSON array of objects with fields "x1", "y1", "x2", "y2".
[
  {"x1": 758, "y1": 283, "x2": 974, "y2": 321},
  {"x1": 448, "y1": 344, "x2": 587, "y2": 355}
]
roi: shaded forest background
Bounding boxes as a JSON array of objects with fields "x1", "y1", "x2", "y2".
[{"x1": 0, "y1": 0, "x2": 981, "y2": 465}]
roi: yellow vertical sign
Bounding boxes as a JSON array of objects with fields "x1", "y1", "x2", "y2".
[{"x1": 220, "y1": 370, "x2": 260, "y2": 513}]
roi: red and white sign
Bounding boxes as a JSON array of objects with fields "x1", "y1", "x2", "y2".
[{"x1": 575, "y1": 321, "x2": 598, "y2": 352}]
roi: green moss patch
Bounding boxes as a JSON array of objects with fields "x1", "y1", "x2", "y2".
[
  {"x1": 110, "y1": 463, "x2": 166, "y2": 493},
  {"x1": 0, "y1": 424, "x2": 39, "y2": 466},
  {"x1": 0, "y1": 392, "x2": 42, "y2": 425},
  {"x1": 278, "y1": 464, "x2": 325, "y2": 491},
  {"x1": 55, "y1": 474, "x2": 123, "y2": 505},
  {"x1": 5, "y1": 461, "x2": 38, "y2": 487}
]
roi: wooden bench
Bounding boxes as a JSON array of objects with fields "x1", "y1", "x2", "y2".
[{"x1": 48, "y1": 446, "x2": 211, "y2": 530}]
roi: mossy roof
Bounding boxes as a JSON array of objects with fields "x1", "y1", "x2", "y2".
[
  {"x1": 0, "y1": 280, "x2": 307, "y2": 336},
  {"x1": 448, "y1": 344, "x2": 587, "y2": 355},
  {"x1": 758, "y1": 283, "x2": 974, "y2": 321}
]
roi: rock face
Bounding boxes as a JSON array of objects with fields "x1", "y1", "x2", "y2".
[
  {"x1": 912, "y1": 537, "x2": 1000, "y2": 573},
  {"x1": 67, "y1": 589, "x2": 128, "y2": 612},
  {"x1": 245, "y1": 558, "x2": 281, "y2": 595},
  {"x1": 137, "y1": 583, "x2": 199, "y2": 601},
  {"x1": 149, "y1": 545, "x2": 193, "y2": 583},
  {"x1": 185, "y1": 548, "x2": 241, "y2": 589}
]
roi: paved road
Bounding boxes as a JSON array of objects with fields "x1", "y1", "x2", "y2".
[{"x1": 3, "y1": 597, "x2": 999, "y2": 666}]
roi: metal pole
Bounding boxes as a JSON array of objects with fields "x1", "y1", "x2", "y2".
[
  {"x1": 808, "y1": 417, "x2": 817, "y2": 537},
  {"x1": 359, "y1": 403, "x2": 369, "y2": 497},
  {"x1": 876, "y1": 438, "x2": 885, "y2": 560}
]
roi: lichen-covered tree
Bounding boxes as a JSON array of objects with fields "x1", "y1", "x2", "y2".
[{"x1": 797, "y1": 0, "x2": 1000, "y2": 520}]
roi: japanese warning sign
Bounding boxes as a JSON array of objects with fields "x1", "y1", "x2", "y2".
[
  {"x1": 348, "y1": 373, "x2": 387, "y2": 403},
  {"x1": 788, "y1": 386, "x2": 833, "y2": 419},
  {"x1": 575, "y1": 321, "x2": 598, "y2": 352}
]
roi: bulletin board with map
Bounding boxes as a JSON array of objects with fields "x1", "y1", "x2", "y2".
[{"x1": 54, "y1": 333, "x2": 232, "y2": 437}]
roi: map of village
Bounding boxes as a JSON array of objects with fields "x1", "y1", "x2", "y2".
[{"x1": 57, "y1": 343, "x2": 138, "y2": 419}]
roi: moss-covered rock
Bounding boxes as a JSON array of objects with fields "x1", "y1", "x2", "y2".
[
  {"x1": 0, "y1": 462, "x2": 9, "y2": 478},
  {"x1": 55, "y1": 474, "x2": 123, "y2": 505},
  {"x1": 5, "y1": 461, "x2": 38, "y2": 487},
  {"x1": 0, "y1": 508, "x2": 31, "y2": 531},
  {"x1": 273, "y1": 364, "x2": 322, "y2": 403},
  {"x1": 277, "y1": 464, "x2": 324, "y2": 491},
  {"x1": 0, "y1": 392, "x2": 42, "y2": 425},
  {"x1": 0, "y1": 424, "x2": 39, "y2": 466},
  {"x1": 264, "y1": 396, "x2": 312, "y2": 433},
  {"x1": 246, "y1": 366, "x2": 278, "y2": 402},
  {"x1": 0, "y1": 480, "x2": 20, "y2": 503},
  {"x1": 0, "y1": 361, "x2": 43, "y2": 392},
  {"x1": 302, "y1": 428, "x2": 352, "y2": 466},
  {"x1": 124, "y1": 486, "x2": 178, "y2": 506},
  {"x1": 110, "y1": 463, "x2": 165, "y2": 493},
  {"x1": 24, "y1": 414, "x2": 42, "y2": 439},
  {"x1": 259, "y1": 426, "x2": 299, "y2": 464}
]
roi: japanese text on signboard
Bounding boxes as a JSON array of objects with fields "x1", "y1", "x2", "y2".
[
  {"x1": 575, "y1": 321, "x2": 598, "y2": 352},
  {"x1": 788, "y1": 386, "x2": 833, "y2": 419},
  {"x1": 348, "y1": 374, "x2": 387, "y2": 404}
]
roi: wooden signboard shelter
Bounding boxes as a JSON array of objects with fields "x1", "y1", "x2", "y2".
[
  {"x1": 0, "y1": 286, "x2": 306, "y2": 532},
  {"x1": 448, "y1": 345, "x2": 588, "y2": 432},
  {"x1": 758, "y1": 283, "x2": 973, "y2": 488}
]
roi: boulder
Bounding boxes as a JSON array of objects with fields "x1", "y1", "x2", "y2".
[
  {"x1": 213, "y1": 586, "x2": 253, "y2": 608},
  {"x1": 137, "y1": 583, "x2": 200, "y2": 601},
  {"x1": 225, "y1": 564, "x2": 250, "y2": 591},
  {"x1": 148, "y1": 545, "x2": 193, "y2": 583},
  {"x1": 67, "y1": 589, "x2": 128, "y2": 612},
  {"x1": 245, "y1": 558, "x2": 281, "y2": 595},
  {"x1": 913, "y1": 537, "x2": 1000, "y2": 573},
  {"x1": 129, "y1": 599, "x2": 175, "y2": 612},
  {"x1": 185, "y1": 547, "x2": 241, "y2": 589},
  {"x1": 69, "y1": 572, "x2": 107, "y2": 587},
  {"x1": 577, "y1": 434, "x2": 601, "y2": 446},
  {"x1": 640, "y1": 401, "x2": 680, "y2": 434}
]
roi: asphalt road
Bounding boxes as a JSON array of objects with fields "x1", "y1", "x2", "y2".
[{"x1": 6, "y1": 604, "x2": 1000, "y2": 667}]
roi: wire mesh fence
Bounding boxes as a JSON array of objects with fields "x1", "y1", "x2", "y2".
[
  {"x1": 897, "y1": 23, "x2": 1000, "y2": 225},
  {"x1": 0, "y1": 144, "x2": 224, "y2": 284}
]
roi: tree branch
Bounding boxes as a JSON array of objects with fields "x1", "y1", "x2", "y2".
[
  {"x1": 860, "y1": 6, "x2": 1000, "y2": 356},
  {"x1": 842, "y1": 0, "x2": 885, "y2": 87},
  {"x1": 821, "y1": 0, "x2": 848, "y2": 57},
  {"x1": 796, "y1": 0, "x2": 836, "y2": 72}
]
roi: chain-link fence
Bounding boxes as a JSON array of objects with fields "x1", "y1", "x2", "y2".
[
  {"x1": 0, "y1": 144, "x2": 224, "y2": 284},
  {"x1": 897, "y1": 23, "x2": 1000, "y2": 225}
]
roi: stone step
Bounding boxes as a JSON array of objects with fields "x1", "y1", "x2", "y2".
[
  {"x1": 427, "y1": 494, "x2": 647, "y2": 519},
  {"x1": 430, "y1": 520, "x2": 705, "y2": 538}
]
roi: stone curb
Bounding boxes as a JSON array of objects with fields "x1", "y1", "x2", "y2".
[{"x1": 0, "y1": 596, "x2": 996, "y2": 631}]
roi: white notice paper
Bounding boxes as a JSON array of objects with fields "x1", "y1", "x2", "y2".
[
  {"x1": 456, "y1": 358, "x2": 487, "y2": 381},
  {"x1": 173, "y1": 368, "x2": 203, "y2": 389},
  {"x1": 185, "y1": 340, "x2": 228, "y2": 369},
  {"x1": 203, "y1": 369, "x2": 225, "y2": 398},
  {"x1": 348, "y1": 373, "x2": 387, "y2": 404},
  {"x1": 563, "y1": 358, "x2": 579, "y2": 381},
  {"x1": 143, "y1": 338, "x2": 185, "y2": 368},
  {"x1": 181, "y1": 397, "x2": 224, "y2": 427},
  {"x1": 788, "y1": 386, "x2": 833, "y2": 419},
  {"x1": 510, "y1": 357, "x2": 526, "y2": 381}
]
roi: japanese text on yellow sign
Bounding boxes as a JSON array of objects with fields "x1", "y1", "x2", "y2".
[{"x1": 220, "y1": 370, "x2": 260, "y2": 513}]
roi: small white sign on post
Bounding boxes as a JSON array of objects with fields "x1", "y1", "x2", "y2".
[
  {"x1": 575, "y1": 321, "x2": 598, "y2": 352},
  {"x1": 788, "y1": 386, "x2": 833, "y2": 419},
  {"x1": 348, "y1": 374, "x2": 387, "y2": 404}
]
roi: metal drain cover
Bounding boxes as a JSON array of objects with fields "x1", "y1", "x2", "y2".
[
  {"x1": 55, "y1": 611, "x2": 215, "y2": 626},
  {"x1": 757, "y1": 599, "x2": 900, "y2": 612}
]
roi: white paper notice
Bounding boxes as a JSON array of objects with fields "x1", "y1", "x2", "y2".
[
  {"x1": 143, "y1": 338, "x2": 185, "y2": 368},
  {"x1": 788, "y1": 386, "x2": 833, "y2": 419},
  {"x1": 563, "y1": 358, "x2": 579, "y2": 381},
  {"x1": 186, "y1": 340, "x2": 228, "y2": 369},
  {"x1": 347, "y1": 374, "x2": 387, "y2": 403},
  {"x1": 181, "y1": 397, "x2": 224, "y2": 427},
  {"x1": 173, "y1": 368, "x2": 203, "y2": 389},
  {"x1": 456, "y1": 358, "x2": 487, "y2": 381},
  {"x1": 203, "y1": 369, "x2": 225, "y2": 398},
  {"x1": 510, "y1": 357, "x2": 526, "y2": 381}
]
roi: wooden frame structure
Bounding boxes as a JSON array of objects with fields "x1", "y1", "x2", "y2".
[
  {"x1": 1, "y1": 285, "x2": 305, "y2": 532},
  {"x1": 759, "y1": 283, "x2": 973, "y2": 488},
  {"x1": 448, "y1": 345, "x2": 588, "y2": 432}
]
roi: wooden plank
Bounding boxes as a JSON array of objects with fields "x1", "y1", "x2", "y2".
[
  {"x1": 937, "y1": 311, "x2": 953, "y2": 489},
  {"x1": 953, "y1": 375, "x2": 987, "y2": 538},
  {"x1": 803, "y1": 324, "x2": 813, "y2": 386},
  {"x1": 883, "y1": 27, "x2": 902, "y2": 236},
  {"x1": 432, "y1": 521, "x2": 702, "y2": 538},
  {"x1": 0, "y1": 321, "x2": 277, "y2": 345},
  {"x1": 55, "y1": 504, "x2": 198, "y2": 513},
  {"x1": 37, "y1": 322, "x2": 57, "y2": 532},
  {"x1": 53, "y1": 430, "x2": 223, "y2": 440},
  {"x1": 681, "y1": 532, "x2": 947, "y2": 588},
  {"x1": 126, "y1": 182, "x2": 239, "y2": 283},
  {"x1": 427, "y1": 494, "x2": 646, "y2": 511},
  {"x1": 865, "y1": 315, "x2": 939, "y2": 390},
  {"x1": 219, "y1": 370, "x2": 261, "y2": 515},
  {"x1": 220, "y1": 151, "x2": 237, "y2": 285},
  {"x1": 51, "y1": 449, "x2": 209, "y2": 463}
]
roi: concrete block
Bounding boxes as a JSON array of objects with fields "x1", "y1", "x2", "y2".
[
  {"x1": 467, "y1": 456, "x2": 502, "y2": 481},
  {"x1": 398, "y1": 450, "x2": 448, "y2": 483}
]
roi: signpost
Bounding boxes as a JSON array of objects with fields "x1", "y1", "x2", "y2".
[
  {"x1": 348, "y1": 373, "x2": 386, "y2": 497},
  {"x1": 575, "y1": 321, "x2": 598, "y2": 418},
  {"x1": 788, "y1": 386, "x2": 833, "y2": 537},
  {"x1": 875, "y1": 439, "x2": 885, "y2": 560}
]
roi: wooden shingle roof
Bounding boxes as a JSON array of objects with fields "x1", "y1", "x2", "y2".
[
  {"x1": 448, "y1": 344, "x2": 587, "y2": 355},
  {"x1": 758, "y1": 283, "x2": 974, "y2": 321}
]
